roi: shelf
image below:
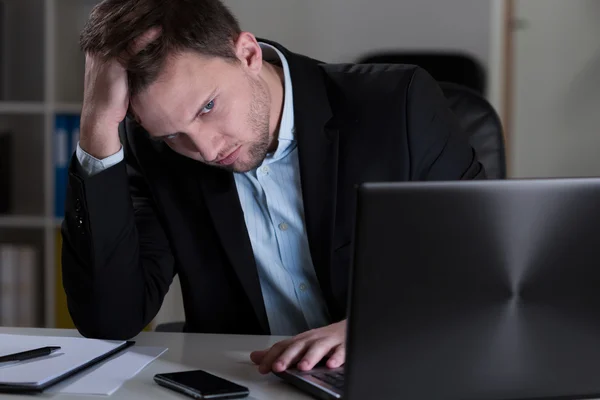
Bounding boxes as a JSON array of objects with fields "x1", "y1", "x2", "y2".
[
  {"x1": 0, "y1": 102, "x2": 46, "y2": 114},
  {"x1": 0, "y1": 216, "x2": 47, "y2": 228}
]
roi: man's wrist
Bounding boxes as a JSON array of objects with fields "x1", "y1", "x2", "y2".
[{"x1": 76, "y1": 142, "x2": 124, "y2": 178}]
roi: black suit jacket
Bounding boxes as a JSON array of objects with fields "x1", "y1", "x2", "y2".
[{"x1": 61, "y1": 40, "x2": 485, "y2": 340}]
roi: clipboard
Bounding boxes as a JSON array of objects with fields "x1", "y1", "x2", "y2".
[{"x1": 0, "y1": 334, "x2": 135, "y2": 393}]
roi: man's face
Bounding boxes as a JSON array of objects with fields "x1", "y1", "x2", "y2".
[{"x1": 131, "y1": 49, "x2": 272, "y2": 173}]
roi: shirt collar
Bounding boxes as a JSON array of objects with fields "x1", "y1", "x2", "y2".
[{"x1": 259, "y1": 42, "x2": 295, "y2": 161}]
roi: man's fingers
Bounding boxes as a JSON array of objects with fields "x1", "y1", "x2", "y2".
[
  {"x1": 129, "y1": 26, "x2": 162, "y2": 55},
  {"x1": 115, "y1": 26, "x2": 162, "y2": 64},
  {"x1": 272, "y1": 341, "x2": 309, "y2": 373},
  {"x1": 258, "y1": 340, "x2": 290, "y2": 375},
  {"x1": 249, "y1": 349, "x2": 267, "y2": 365},
  {"x1": 326, "y1": 344, "x2": 346, "y2": 369},
  {"x1": 297, "y1": 339, "x2": 336, "y2": 371}
]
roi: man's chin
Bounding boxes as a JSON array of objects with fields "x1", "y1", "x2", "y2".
[
  {"x1": 209, "y1": 159, "x2": 263, "y2": 173},
  {"x1": 231, "y1": 157, "x2": 265, "y2": 173}
]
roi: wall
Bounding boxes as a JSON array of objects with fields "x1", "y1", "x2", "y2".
[
  {"x1": 1, "y1": 0, "x2": 45, "y2": 101},
  {"x1": 510, "y1": 0, "x2": 600, "y2": 178},
  {"x1": 224, "y1": 0, "x2": 491, "y2": 65},
  {"x1": 154, "y1": 0, "x2": 494, "y2": 326}
]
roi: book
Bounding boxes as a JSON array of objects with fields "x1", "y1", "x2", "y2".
[
  {"x1": 54, "y1": 229, "x2": 75, "y2": 329},
  {"x1": 0, "y1": 244, "x2": 40, "y2": 328},
  {"x1": 16, "y1": 245, "x2": 38, "y2": 327},
  {"x1": 0, "y1": 131, "x2": 11, "y2": 213},
  {"x1": 70, "y1": 114, "x2": 80, "y2": 163},
  {"x1": 0, "y1": 244, "x2": 17, "y2": 326}
]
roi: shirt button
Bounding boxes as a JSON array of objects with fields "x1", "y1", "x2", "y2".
[
  {"x1": 260, "y1": 166, "x2": 270, "y2": 174},
  {"x1": 278, "y1": 222, "x2": 288, "y2": 231},
  {"x1": 299, "y1": 283, "x2": 307, "y2": 292}
]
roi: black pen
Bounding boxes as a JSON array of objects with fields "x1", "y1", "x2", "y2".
[{"x1": 0, "y1": 346, "x2": 61, "y2": 363}]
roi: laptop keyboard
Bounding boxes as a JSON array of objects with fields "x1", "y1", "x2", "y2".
[{"x1": 311, "y1": 370, "x2": 345, "y2": 389}]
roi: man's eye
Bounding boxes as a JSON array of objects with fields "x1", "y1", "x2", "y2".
[
  {"x1": 165, "y1": 133, "x2": 179, "y2": 140},
  {"x1": 200, "y1": 100, "x2": 215, "y2": 115}
]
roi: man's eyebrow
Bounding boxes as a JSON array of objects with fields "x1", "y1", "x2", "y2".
[{"x1": 154, "y1": 88, "x2": 218, "y2": 138}]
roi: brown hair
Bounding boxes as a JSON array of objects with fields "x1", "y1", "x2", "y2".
[{"x1": 80, "y1": 0, "x2": 242, "y2": 97}]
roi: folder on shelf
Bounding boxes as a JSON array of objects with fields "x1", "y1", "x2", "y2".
[
  {"x1": 0, "y1": 334, "x2": 134, "y2": 393},
  {"x1": 70, "y1": 114, "x2": 80, "y2": 163},
  {"x1": 0, "y1": 243, "x2": 39, "y2": 328},
  {"x1": 0, "y1": 244, "x2": 17, "y2": 327},
  {"x1": 54, "y1": 115, "x2": 69, "y2": 218},
  {"x1": 54, "y1": 229, "x2": 75, "y2": 329}
]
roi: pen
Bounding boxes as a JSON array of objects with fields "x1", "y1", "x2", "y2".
[{"x1": 0, "y1": 346, "x2": 61, "y2": 363}]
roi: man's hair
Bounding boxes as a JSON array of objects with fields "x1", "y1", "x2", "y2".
[{"x1": 80, "y1": 0, "x2": 242, "y2": 97}]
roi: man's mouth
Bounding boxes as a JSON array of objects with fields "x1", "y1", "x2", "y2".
[{"x1": 216, "y1": 146, "x2": 242, "y2": 166}]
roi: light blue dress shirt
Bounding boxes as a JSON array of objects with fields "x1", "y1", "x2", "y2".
[
  {"x1": 233, "y1": 43, "x2": 330, "y2": 335},
  {"x1": 76, "y1": 43, "x2": 331, "y2": 336}
]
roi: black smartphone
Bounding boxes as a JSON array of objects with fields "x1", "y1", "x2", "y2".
[{"x1": 154, "y1": 370, "x2": 250, "y2": 399}]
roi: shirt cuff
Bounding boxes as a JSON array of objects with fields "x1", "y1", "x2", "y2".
[{"x1": 75, "y1": 142, "x2": 124, "y2": 178}]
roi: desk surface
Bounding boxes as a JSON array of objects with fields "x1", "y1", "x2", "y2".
[{"x1": 0, "y1": 327, "x2": 312, "y2": 400}]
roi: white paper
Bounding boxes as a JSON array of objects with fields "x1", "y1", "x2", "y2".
[
  {"x1": 55, "y1": 346, "x2": 168, "y2": 396},
  {"x1": 0, "y1": 334, "x2": 127, "y2": 387}
]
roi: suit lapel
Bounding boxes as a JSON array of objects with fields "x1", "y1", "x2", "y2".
[
  {"x1": 197, "y1": 166, "x2": 270, "y2": 334},
  {"x1": 282, "y1": 47, "x2": 341, "y2": 311}
]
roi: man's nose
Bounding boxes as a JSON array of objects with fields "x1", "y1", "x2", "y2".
[{"x1": 188, "y1": 133, "x2": 222, "y2": 162}]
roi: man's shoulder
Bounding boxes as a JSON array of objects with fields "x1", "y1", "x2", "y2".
[
  {"x1": 321, "y1": 62, "x2": 420, "y2": 82},
  {"x1": 260, "y1": 38, "x2": 423, "y2": 99},
  {"x1": 319, "y1": 62, "x2": 424, "y2": 103}
]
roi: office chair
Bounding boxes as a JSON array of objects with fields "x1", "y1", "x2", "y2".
[
  {"x1": 439, "y1": 81, "x2": 506, "y2": 179},
  {"x1": 358, "y1": 51, "x2": 505, "y2": 179},
  {"x1": 358, "y1": 51, "x2": 487, "y2": 95}
]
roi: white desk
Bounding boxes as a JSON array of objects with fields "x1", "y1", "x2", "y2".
[{"x1": 0, "y1": 327, "x2": 313, "y2": 400}]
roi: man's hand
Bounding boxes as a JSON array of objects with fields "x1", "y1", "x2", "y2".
[
  {"x1": 80, "y1": 27, "x2": 161, "y2": 159},
  {"x1": 250, "y1": 320, "x2": 347, "y2": 375}
]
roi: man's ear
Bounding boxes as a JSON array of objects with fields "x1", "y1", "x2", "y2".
[{"x1": 233, "y1": 32, "x2": 263, "y2": 76}]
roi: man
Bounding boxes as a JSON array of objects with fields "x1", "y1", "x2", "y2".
[{"x1": 62, "y1": 0, "x2": 485, "y2": 376}]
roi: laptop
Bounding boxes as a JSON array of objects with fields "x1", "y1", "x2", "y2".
[{"x1": 276, "y1": 178, "x2": 600, "y2": 399}]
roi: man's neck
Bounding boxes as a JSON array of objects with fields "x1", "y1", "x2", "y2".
[{"x1": 261, "y1": 61, "x2": 286, "y2": 153}]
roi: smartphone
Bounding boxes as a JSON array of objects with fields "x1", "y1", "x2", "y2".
[{"x1": 154, "y1": 370, "x2": 250, "y2": 399}]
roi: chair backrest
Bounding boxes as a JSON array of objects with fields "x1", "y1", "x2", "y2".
[
  {"x1": 155, "y1": 321, "x2": 185, "y2": 332},
  {"x1": 357, "y1": 52, "x2": 505, "y2": 178},
  {"x1": 439, "y1": 82, "x2": 506, "y2": 179},
  {"x1": 358, "y1": 52, "x2": 487, "y2": 95}
]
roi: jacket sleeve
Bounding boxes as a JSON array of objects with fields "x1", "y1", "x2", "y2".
[
  {"x1": 61, "y1": 121, "x2": 175, "y2": 340},
  {"x1": 405, "y1": 67, "x2": 487, "y2": 181}
]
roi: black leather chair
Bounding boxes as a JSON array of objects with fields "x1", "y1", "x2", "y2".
[
  {"x1": 358, "y1": 52, "x2": 487, "y2": 95},
  {"x1": 358, "y1": 52, "x2": 505, "y2": 178},
  {"x1": 440, "y1": 82, "x2": 506, "y2": 179}
]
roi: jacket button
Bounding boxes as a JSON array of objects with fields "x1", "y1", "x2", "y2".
[{"x1": 75, "y1": 199, "x2": 82, "y2": 212}]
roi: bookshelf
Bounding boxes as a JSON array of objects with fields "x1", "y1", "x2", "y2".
[{"x1": 0, "y1": 0, "x2": 96, "y2": 329}]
